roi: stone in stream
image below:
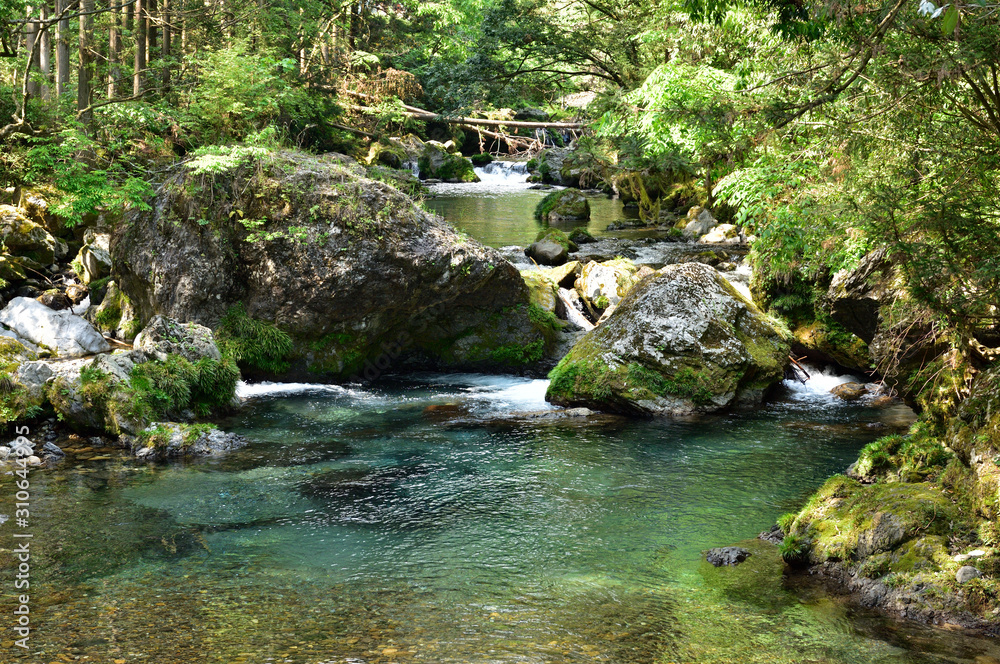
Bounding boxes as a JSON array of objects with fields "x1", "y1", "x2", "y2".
[
  {"x1": 112, "y1": 151, "x2": 555, "y2": 378},
  {"x1": 706, "y1": 546, "x2": 752, "y2": 567},
  {"x1": 548, "y1": 262, "x2": 790, "y2": 416},
  {"x1": 525, "y1": 239, "x2": 569, "y2": 266},
  {"x1": 831, "y1": 382, "x2": 868, "y2": 401}
]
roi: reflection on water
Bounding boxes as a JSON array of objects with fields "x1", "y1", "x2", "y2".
[
  {"x1": 2, "y1": 372, "x2": 996, "y2": 663},
  {"x1": 424, "y1": 168, "x2": 631, "y2": 247}
]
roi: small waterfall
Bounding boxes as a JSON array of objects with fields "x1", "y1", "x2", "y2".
[
  {"x1": 474, "y1": 160, "x2": 530, "y2": 184},
  {"x1": 402, "y1": 160, "x2": 420, "y2": 177}
]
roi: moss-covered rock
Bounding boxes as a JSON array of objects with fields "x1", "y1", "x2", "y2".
[
  {"x1": 574, "y1": 258, "x2": 643, "y2": 312},
  {"x1": 112, "y1": 150, "x2": 548, "y2": 379},
  {"x1": 547, "y1": 262, "x2": 790, "y2": 416},
  {"x1": 534, "y1": 189, "x2": 590, "y2": 223},
  {"x1": 0, "y1": 205, "x2": 62, "y2": 265},
  {"x1": 521, "y1": 270, "x2": 560, "y2": 313},
  {"x1": 417, "y1": 143, "x2": 479, "y2": 182},
  {"x1": 792, "y1": 317, "x2": 870, "y2": 371},
  {"x1": 87, "y1": 280, "x2": 141, "y2": 340},
  {"x1": 787, "y1": 475, "x2": 965, "y2": 564}
]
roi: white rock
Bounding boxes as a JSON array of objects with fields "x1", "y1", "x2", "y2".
[
  {"x1": 700, "y1": 223, "x2": 739, "y2": 244},
  {"x1": 26, "y1": 455, "x2": 41, "y2": 467},
  {"x1": 968, "y1": 549, "x2": 987, "y2": 557},
  {"x1": 956, "y1": 565, "x2": 983, "y2": 583},
  {"x1": 955, "y1": 553, "x2": 971, "y2": 562},
  {"x1": 0, "y1": 297, "x2": 110, "y2": 357}
]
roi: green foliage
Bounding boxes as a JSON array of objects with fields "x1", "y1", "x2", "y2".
[
  {"x1": 185, "y1": 128, "x2": 278, "y2": 176},
  {"x1": 120, "y1": 355, "x2": 239, "y2": 423},
  {"x1": 776, "y1": 512, "x2": 796, "y2": 535},
  {"x1": 215, "y1": 303, "x2": 294, "y2": 375},
  {"x1": 778, "y1": 534, "x2": 811, "y2": 567},
  {"x1": 470, "y1": 153, "x2": 493, "y2": 166},
  {"x1": 22, "y1": 128, "x2": 153, "y2": 227},
  {"x1": 625, "y1": 363, "x2": 715, "y2": 405}
]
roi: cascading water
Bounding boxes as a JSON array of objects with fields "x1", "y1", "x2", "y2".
[
  {"x1": 473, "y1": 160, "x2": 531, "y2": 184},
  {"x1": 402, "y1": 160, "x2": 420, "y2": 177}
]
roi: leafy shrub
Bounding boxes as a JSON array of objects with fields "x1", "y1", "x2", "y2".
[{"x1": 215, "y1": 303, "x2": 293, "y2": 374}]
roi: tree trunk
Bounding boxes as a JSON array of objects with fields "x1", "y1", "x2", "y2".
[
  {"x1": 134, "y1": 0, "x2": 145, "y2": 94},
  {"x1": 146, "y1": 0, "x2": 157, "y2": 70},
  {"x1": 125, "y1": 0, "x2": 133, "y2": 30},
  {"x1": 25, "y1": 6, "x2": 39, "y2": 98},
  {"x1": 161, "y1": 0, "x2": 170, "y2": 90},
  {"x1": 56, "y1": 0, "x2": 70, "y2": 97},
  {"x1": 108, "y1": 0, "x2": 121, "y2": 98},
  {"x1": 78, "y1": 0, "x2": 94, "y2": 124},
  {"x1": 39, "y1": 3, "x2": 51, "y2": 100}
]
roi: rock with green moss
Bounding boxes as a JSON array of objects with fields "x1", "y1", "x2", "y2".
[
  {"x1": 135, "y1": 315, "x2": 222, "y2": 362},
  {"x1": 113, "y1": 150, "x2": 549, "y2": 379},
  {"x1": 417, "y1": 143, "x2": 479, "y2": 182},
  {"x1": 534, "y1": 189, "x2": 590, "y2": 223},
  {"x1": 0, "y1": 205, "x2": 65, "y2": 265},
  {"x1": 133, "y1": 422, "x2": 247, "y2": 459},
  {"x1": 72, "y1": 231, "x2": 111, "y2": 284},
  {"x1": 786, "y1": 474, "x2": 965, "y2": 566},
  {"x1": 521, "y1": 270, "x2": 560, "y2": 313},
  {"x1": 87, "y1": 280, "x2": 140, "y2": 340},
  {"x1": 547, "y1": 262, "x2": 790, "y2": 416},
  {"x1": 574, "y1": 258, "x2": 642, "y2": 311}
]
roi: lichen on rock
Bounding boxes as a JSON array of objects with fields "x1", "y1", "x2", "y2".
[
  {"x1": 546, "y1": 262, "x2": 790, "y2": 416},
  {"x1": 112, "y1": 150, "x2": 552, "y2": 379}
]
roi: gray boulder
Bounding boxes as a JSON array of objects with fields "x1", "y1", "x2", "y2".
[
  {"x1": 0, "y1": 297, "x2": 110, "y2": 357},
  {"x1": 956, "y1": 565, "x2": 983, "y2": 584},
  {"x1": 74, "y1": 231, "x2": 112, "y2": 284},
  {"x1": 706, "y1": 546, "x2": 752, "y2": 567},
  {"x1": 0, "y1": 205, "x2": 61, "y2": 264},
  {"x1": 683, "y1": 207, "x2": 717, "y2": 238},
  {"x1": 525, "y1": 240, "x2": 568, "y2": 266},
  {"x1": 134, "y1": 315, "x2": 222, "y2": 362},
  {"x1": 112, "y1": 151, "x2": 550, "y2": 378},
  {"x1": 133, "y1": 423, "x2": 248, "y2": 459},
  {"x1": 547, "y1": 262, "x2": 790, "y2": 416}
]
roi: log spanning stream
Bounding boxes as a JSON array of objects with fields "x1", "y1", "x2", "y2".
[{"x1": 4, "y1": 172, "x2": 1000, "y2": 663}]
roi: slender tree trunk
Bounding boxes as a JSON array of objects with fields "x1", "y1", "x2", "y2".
[
  {"x1": 25, "y1": 6, "x2": 39, "y2": 98},
  {"x1": 134, "y1": 0, "x2": 145, "y2": 94},
  {"x1": 56, "y1": 0, "x2": 70, "y2": 98},
  {"x1": 146, "y1": 0, "x2": 157, "y2": 72},
  {"x1": 108, "y1": 0, "x2": 120, "y2": 98},
  {"x1": 125, "y1": 0, "x2": 133, "y2": 30},
  {"x1": 39, "y1": 3, "x2": 51, "y2": 100},
  {"x1": 161, "y1": 0, "x2": 170, "y2": 90},
  {"x1": 78, "y1": 0, "x2": 94, "y2": 124}
]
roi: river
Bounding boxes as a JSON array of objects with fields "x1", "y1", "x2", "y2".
[{"x1": 2, "y1": 165, "x2": 999, "y2": 663}]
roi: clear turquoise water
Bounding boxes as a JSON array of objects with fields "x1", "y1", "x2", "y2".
[{"x1": 6, "y1": 373, "x2": 1000, "y2": 663}]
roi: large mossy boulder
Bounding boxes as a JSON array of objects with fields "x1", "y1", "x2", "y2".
[
  {"x1": 785, "y1": 474, "x2": 963, "y2": 569},
  {"x1": 112, "y1": 151, "x2": 550, "y2": 378},
  {"x1": 417, "y1": 142, "x2": 479, "y2": 182},
  {"x1": 534, "y1": 189, "x2": 590, "y2": 223},
  {"x1": 0, "y1": 205, "x2": 65, "y2": 265},
  {"x1": 546, "y1": 262, "x2": 790, "y2": 416}
]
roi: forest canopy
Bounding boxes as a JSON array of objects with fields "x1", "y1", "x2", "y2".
[{"x1": 0, "y1": 0, "x2": 998, "y2": 349}]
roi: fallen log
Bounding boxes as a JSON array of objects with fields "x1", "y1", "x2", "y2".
[{"x1": 344, "y1": 90, "x2": 585, "y2": 129}]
